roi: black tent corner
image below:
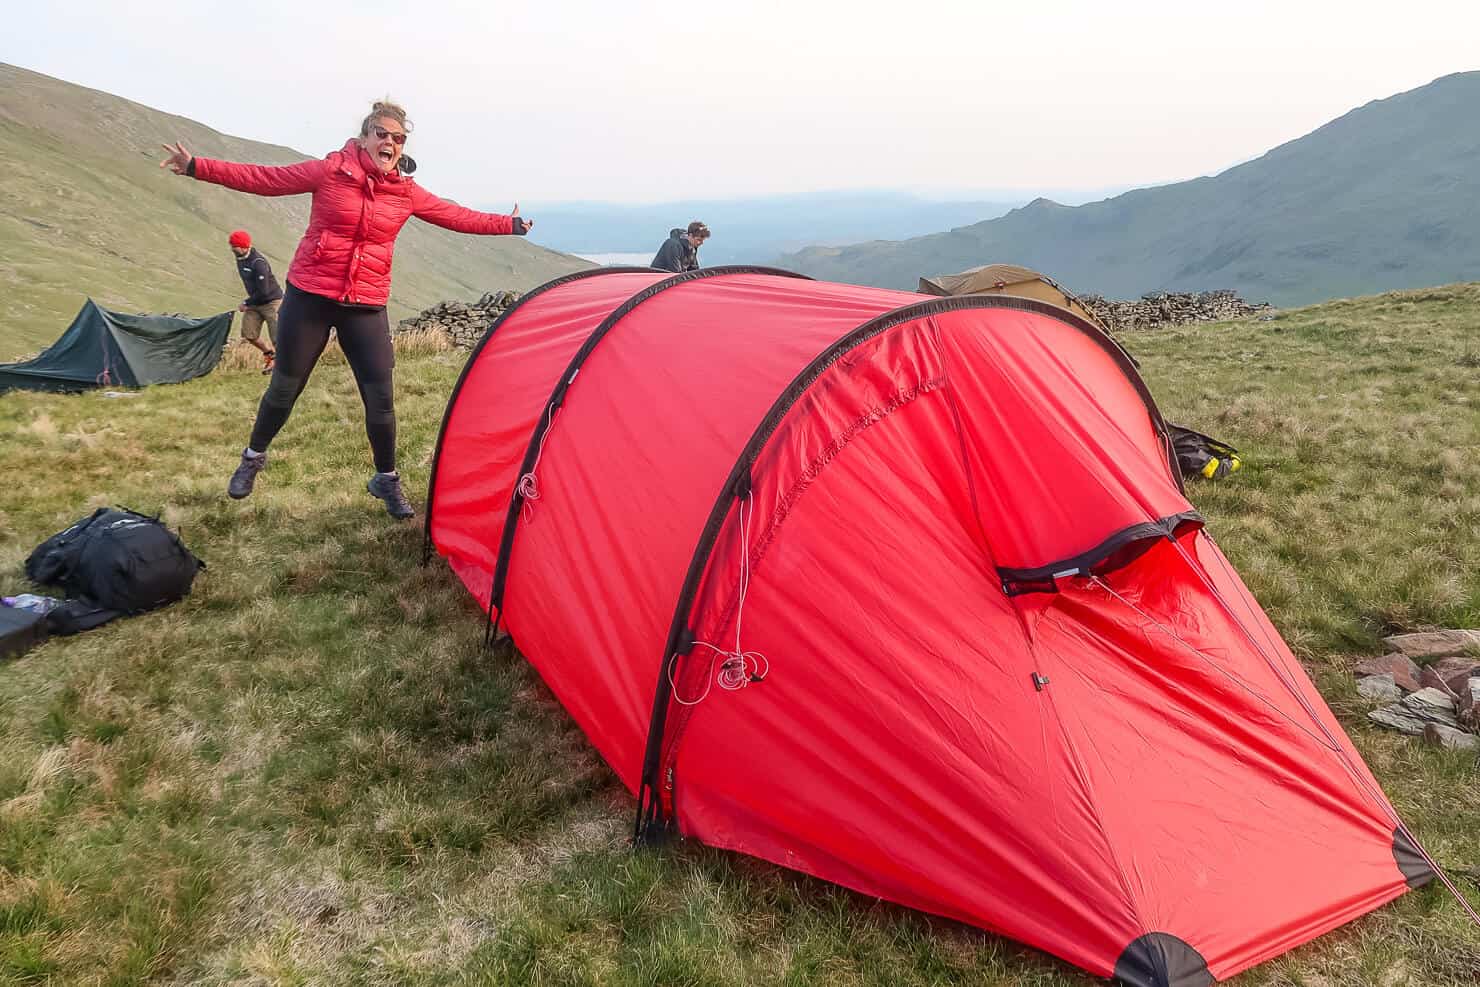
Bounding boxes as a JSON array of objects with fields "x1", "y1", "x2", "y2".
[
  {"x1": 1114, "y1": 933, "x2": 1213, "y2": 987},
  {"x1": 0, "y1": 299, "x2": 234, "y2": 394}
]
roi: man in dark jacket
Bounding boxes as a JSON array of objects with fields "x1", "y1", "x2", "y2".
[
  {"x1": 650, "y1": 221, "x2": 710, "y2": 273},
  {"x1": 228, "y1": 229, "x2": 282, "y2": 373}
]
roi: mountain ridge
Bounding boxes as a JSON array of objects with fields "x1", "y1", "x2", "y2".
[{"x1": 778, "y1": 71, "x2": 1480, "y2": 305}]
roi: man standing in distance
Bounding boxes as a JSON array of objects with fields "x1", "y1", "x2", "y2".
[
  {"x1": 229, "y1": 229, "x2": 282, "y2": 374},
  {"x1": 650, "y1": 221, "x2": 711, "y2": 273}
]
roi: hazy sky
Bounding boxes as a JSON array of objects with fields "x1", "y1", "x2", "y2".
[{"x1": 5, "y1": 1, "x2": 1477, "y2": 206}]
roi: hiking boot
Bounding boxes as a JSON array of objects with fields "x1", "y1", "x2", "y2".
[
  {"x1": 261, "y1": 350, "x2": 275, "y2": 375},
  {"x1": 228, "y1": 449, "x2": 267, "y2": 500},
  {"x1": 367, "y1": 472, "x2": 415, "y2": 520}
]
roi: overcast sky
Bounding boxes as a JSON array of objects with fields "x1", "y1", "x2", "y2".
[{"x1": 5, "y1": 1, "x2": 1477, "y2": 206}]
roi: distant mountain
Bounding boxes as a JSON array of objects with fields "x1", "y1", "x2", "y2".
[
  {"x1": 778, "y1": 72, "x2": 1480, "y2": 306},
  {"x1": 0, "y1": 64, "x2": 588, "y2": 360},
  {"x1": 514, "y1": 192, "x2": 1020, "y2": 266}
]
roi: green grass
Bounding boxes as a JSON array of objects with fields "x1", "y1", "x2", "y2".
[{"x1": 1, "y1": 284, "x2": 1478, "y2": 985}]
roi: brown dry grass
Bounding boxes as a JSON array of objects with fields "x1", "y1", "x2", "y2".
[{"x1": 215, "y1": 329, "x2": 453, "y2": 375}]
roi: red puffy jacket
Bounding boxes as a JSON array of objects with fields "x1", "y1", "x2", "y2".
[{"x1": 192, "y1": 140, "x2": 515, "y2": 306}]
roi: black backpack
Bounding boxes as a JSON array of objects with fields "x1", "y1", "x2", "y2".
[
  {"x1": 25, "y1": 507, "x2": 204, "y2": 626},
  {"x1": 1168, "y1": 424, "x2": 1243, "y2": 481}
]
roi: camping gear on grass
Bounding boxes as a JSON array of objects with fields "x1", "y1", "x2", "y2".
[
  {"x1": 0, "y1": 605, "x2": 48, "y2": 660},
  {"x1": 26, "y1": 507, "x2": 204, "y2": 633},
  {"x1": 2, "y1": 594, "x2": 61, "y2": 615},
  {"x1": 425, "y1": 266, "x2": 1443, "y2": 986},
  {"x1": 1169, "y1": 424, "x2": 1242, "y2": 480},
  {"x1": 0, "y1": 300, "x2": 232, "y2": 394}
]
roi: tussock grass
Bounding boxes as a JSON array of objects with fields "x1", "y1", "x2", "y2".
[
  {"x1": 0, "y1": 282, "x2": 1477, "y2": 984},
  {"x1": 215, "y1": 329, "x2": 453, "y2": 374}
]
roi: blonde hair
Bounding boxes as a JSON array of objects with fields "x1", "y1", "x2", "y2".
[{"x1": 360, "y1": 99, "x2": 412, "y2": 137}]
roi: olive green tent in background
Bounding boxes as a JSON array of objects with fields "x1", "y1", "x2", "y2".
[
  {"x1": 0, "y1": 300, "x2": 233, "y2": 394},
  {"x1": 919, "y1": 263, "x2": 1106, "y2": 329}
]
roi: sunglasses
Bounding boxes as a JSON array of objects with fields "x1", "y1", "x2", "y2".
[{"x1": 372, "y1": 126, "x2": 407, "y2": 146}]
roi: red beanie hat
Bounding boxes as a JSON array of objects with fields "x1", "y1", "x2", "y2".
[{"x1": 228, "y1": 229, "x2": 252, "y2": 249}]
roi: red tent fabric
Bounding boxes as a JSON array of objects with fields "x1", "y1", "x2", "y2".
[{"x1": 426, "y1": 267, "x2": 1431, "y2": 986}]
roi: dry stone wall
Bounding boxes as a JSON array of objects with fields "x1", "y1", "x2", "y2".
[
  {"x1": 396, "y1": 291, "x2": 522, "y2": 348},
  {"x1": 399, "y1": 286, "x2": 1275, "y2": 349},
  {"x1": 1079, "y1": 290, "x2": 1272, "y2": 332}
]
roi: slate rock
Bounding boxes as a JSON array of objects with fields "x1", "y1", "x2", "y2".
[
  {"x1": 1382, "y1": 629, "x2": 1480, "y2": 660},
  {"x1": 1357, "y1": 674, "x2": 1404, "y2": 703},
  {"x1": 1458, "y1": 677, "x2": 1480, "y2": 730},
  {"x1": 1369, "y1": 706, "x2": 1427, "y2": 735},
  {"x1": 1429, "y1": 657, "x2": 1480, "y2": 694},
  {"x1": 1353, "y1": 653, "x2": 1422, "y2": 693},
  {"x1": 1405, "y1": 687, "x2": 1460, "y2": 723},
  {"x1": 1423, "y1": 723, "x2": 1480, "y2": 751},
  {"x1": 1418, "y1": 665, "x2": 1459, "y2": 698},
  {"x1": 1368, "y1": 687, "x2": 1461, "y2": 735}
]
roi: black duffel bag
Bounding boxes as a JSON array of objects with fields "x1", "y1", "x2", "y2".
[{"x1": 25, "y1": 507, "x2": 204, "y2": 627}]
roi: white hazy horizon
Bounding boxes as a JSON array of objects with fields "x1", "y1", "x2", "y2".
[{"x1": 5, "y1": 1, "x2": 1477, "y2": 209}]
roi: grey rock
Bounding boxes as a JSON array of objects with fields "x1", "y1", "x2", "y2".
[
  {"x1": 1406, "y1": 687, "x2": 1460, "y2": 723},
  {"x1": 1423, "y1": 723, "x2": 1479, "y2": 751},
  {"x1": 1459, "y1": 677, "x2": 1480, "y2": 730},
  {"x1": 1367, "y1": 707, "x2": 1426, "y2": 736},
  {"x1": 1370, "y1": 705, "x2": 1430, "y2": 735},
  {"x1": 1368, "y1": 687, "x2": 1461, "y2": 735},
  {"x1": 1357, "y1": 674, "x2": 1404, "y2": 703}
]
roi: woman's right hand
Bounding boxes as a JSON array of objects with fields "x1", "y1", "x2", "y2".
[
  {"x1": 159, "y1": 141, "x2": 192, "y2": 175},
  {"x1": 510, "y1": 202, "x2": 533, "y2": 235}
]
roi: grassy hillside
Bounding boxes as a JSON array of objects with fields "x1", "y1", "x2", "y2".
[
  {"x1": 780, "y1": 72, "x2": 1480, "y2": 307},
  {"x1": 0, "y1": 284, "x2": 1477, "y2": 985},
  {"x1": 0, "y1": 63, "x2": 589, "y2": 361}
]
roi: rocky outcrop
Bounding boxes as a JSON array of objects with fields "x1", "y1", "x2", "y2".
[{"x1": 1357, "y1": 629, "x2": 1480, "y2": 751}]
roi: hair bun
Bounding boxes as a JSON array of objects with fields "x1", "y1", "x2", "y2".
[{"x1": 361, "y1": 98, "x2": 412, "y2": 137}]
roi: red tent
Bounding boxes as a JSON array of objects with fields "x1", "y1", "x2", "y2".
[{"x1": 426, "y1": 267, "x2": 1432, "y2": 986}]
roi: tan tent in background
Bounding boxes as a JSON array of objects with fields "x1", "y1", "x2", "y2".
[
  {"x1": 920, "y1": 263, "x2": 1244, "y2": 480},
  {"x1": 918, "y1": 263, "x2": 1106, "y2": 330}
]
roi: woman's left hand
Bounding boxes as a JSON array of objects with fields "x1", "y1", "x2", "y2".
[{"x1": 512, "y1": 203, "x2": 534, "y2": 232}]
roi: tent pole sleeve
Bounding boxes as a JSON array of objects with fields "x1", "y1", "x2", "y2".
[
  {"x1": 422, "y1": 267, "x2": 660, "y2": 558},
  {"x1": 485, "y1": 267, "x2": 810, "y2": 617},
  {"x1": 633, "y1": 291, "x2": 1181, "y2": 846}
]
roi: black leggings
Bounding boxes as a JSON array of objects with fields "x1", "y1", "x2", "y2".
[{"x1": 249, "y1": 283, "x2": 398, "y2": 472}]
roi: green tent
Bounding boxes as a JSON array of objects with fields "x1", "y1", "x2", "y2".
[{"x1": 0, "y1": 300, "x2": 233, "y2": 394}]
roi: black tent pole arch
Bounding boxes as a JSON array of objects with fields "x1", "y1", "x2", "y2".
[
  {"x1": 481, "y1": 266, "x2": 811, "y2": 617},
  {"x1": 421, "y1": 266, "x2": 659, "y2": 566},
  {"x1": 634, "y1": 291, "x2": 1184, "y2": 842}
]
